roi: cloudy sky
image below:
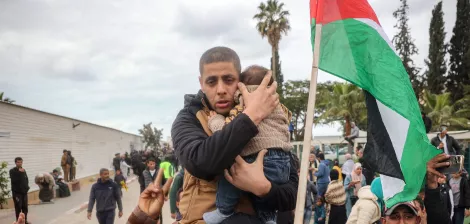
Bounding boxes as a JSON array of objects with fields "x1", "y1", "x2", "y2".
[{"x1": 0, "y1": 0, "x2": 457, "y2": 139}]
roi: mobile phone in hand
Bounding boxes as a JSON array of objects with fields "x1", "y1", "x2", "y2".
[{"x1": 437, "y1": 155, "x2": 464, "y2": 174}]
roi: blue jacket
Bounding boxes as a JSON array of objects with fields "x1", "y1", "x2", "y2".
[
  {"x1": 87, "y1": 178, "x2": 123, "y2": 213},
  {"x1": 314, "y1": 204, "x2": 326, "y2": 223},
  {"x1": 314, "y1": 160, "x2": 330, "y2": 184}
]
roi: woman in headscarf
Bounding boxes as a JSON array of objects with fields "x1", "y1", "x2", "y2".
[
  {"x1": 344, "y1": 162, "x2": 367, "y2": 217},
  {"x1": 325, "y1": 169, "x2": 347, "y2": 224}
]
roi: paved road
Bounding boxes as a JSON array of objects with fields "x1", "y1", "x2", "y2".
[{"x1": 0, "y1": 178, "x2": 174, "y2": 224}]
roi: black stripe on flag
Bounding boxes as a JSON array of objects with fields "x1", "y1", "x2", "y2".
[{"x1": 363, "y1": 91, "x2": 405, "y2": 181}]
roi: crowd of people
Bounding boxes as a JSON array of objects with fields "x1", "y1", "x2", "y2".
[{"x1": 9, "y1": 46, "x2": 470, "y2": 224}]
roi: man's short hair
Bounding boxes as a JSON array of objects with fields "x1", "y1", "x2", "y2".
[
  {"x1": 146, "y1": 157, "x2": 156, "y2": 164},
  {"x1": 240, "y1": 65, "x2": 273, "y2": 85},
  {"x1": 52, "y1": 169, "x2": 58, "y2": 173},
  {"x1": 14, "y1": 157, "x2": 22, "y2": 162},
  {"x1": 318, "y1": 153, "x2": 325, "y2": 160},
  {"x1": 99, "y1": 168, "x2": 109, "y2": 174},
  {"x1": 199, "y1": 46, "x2": 241, "y2": 75},
  {"x1": 63, "y1": 149, "x2": 67, "y2": 153}
]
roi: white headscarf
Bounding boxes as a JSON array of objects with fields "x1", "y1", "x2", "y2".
[
  {"x1": 351, "y1": 163, "x2": 363, "y2": 196},
  {"x1": 341, "y1": 154, "x2": 354, "y2": 175}
]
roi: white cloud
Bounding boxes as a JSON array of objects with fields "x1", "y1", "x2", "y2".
[{"x1": 0, "y1": 0, "x2": 458, "y2": 138}]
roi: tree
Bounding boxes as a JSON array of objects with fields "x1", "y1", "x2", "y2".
[
  {"x1": 453, "y1": 85, "x2": 470, "y2": 118},
  {"x1": 422, "y1": 90, "x2": 469, "y2": 131},
  {"x1": 0, "y1": 162, "x2": 10, "y2": 209},
  {"x1": 138, "y1": 123, "x2": 164, "y2": 156},
  {"x1": 392, "y1": 0, "x2": 422, "y2": 99},
  {"x1": 281, "y1": 80, "x2": 333, "y2": 141},
  {"x1": 0, "y1": 92, "x2": 15, "y2": 103},
  {"x1": 318, "y1": 83, "x2": 367, "y2": 136},
  {"x1": 254, "y1": 0, "x2": 290, "y2": 82},
  {"x1": 447, "y1": 0, "x2": 470, "y2": 103},
  {"x1": 425, "y1": 1, "x2": 447, "y2": 94},
  {"x1": 270, "y1": 51, "x2": 284, "y2": 96}
]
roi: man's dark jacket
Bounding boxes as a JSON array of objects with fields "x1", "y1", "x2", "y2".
[
  {"x1": 425, "y1": 187, "x2": 452, "y2": 224},
  {"x1": 87, "y1": 178, "x2": 123, "y2": 213},
  {"x1": 9, "y1": 167, "x2": 30, "y2": 194},
  {"x1": 171, "y1": 90, "x2": 298, "y2": 212},
  {"x1": 113, "y1": 157, "x2": 121, "y2": 171},
  {"x1": 430, "y1": 134, "x2": 462, "y2": 155}
]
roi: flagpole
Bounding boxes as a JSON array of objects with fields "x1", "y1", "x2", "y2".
[{"x1": 293, "y1": 1, "x2": 323, "y2": 223}]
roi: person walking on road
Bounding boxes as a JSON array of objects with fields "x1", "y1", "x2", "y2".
[
  {"x1": 87, "y1": 168, "x2": 123, "y2": 224},
  {"x1": 120, "y1": 154, "x2": 132, "y2": 179},
  {"x1": 143, "y1": 158, "x2": 158, "y2": 188},
  {"x1": 9, "y1": 157, "x2": 30, "y2": 224},
  {"x1": 61, "y1": 149, "x2": 70, "y2": 182}
]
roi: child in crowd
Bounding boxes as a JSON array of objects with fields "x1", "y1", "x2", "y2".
[
  {"x1": 203, "y1": 65, "x2": 292, "y2": 224},
  {"x1": 114, "y1": 169, "x2": 126, "y2": 197},
  {"x1": 314, "y1": 197, "x2": 326, "y2": 224},
  {"x1": 143, "y1": 158, "x2": 158, "y2": 188},
  {"x1": 449, "y1": 171, "x2": 470, "y2": 224}
]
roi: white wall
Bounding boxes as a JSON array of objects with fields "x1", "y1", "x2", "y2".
[{"x1": 0, "y1": 102, "x2": 142, "y2": 192}]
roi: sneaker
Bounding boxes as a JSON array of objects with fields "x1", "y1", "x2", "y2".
[{"x1": 203, "y1": 209, "x2": 232, "y2": 224}]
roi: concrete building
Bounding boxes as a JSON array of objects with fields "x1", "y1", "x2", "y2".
[{"x1": 0, "y1": 101, "x2": 142, "y2": 195}]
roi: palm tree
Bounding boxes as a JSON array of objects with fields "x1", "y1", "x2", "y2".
[
  {"x1": 253, "y1": 0, "x2": 290, "y2": 82},
  {"x1": 0, "y1": 92, "x2": 15, "y2": 103},
  {"x1": 318, "y1": 83, "x2": 367, "y2": 136},
  {"x1": 422, "y1": 90, "x2": 469, "y2": 131}
]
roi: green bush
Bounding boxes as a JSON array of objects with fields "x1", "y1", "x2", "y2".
[{"x1": 0, "y1": 161, "x2": 10, "y2": 209}]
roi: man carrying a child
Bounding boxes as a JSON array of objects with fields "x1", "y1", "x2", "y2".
[{"x1": 171, "y1": 46, "x2": 298, "y2": 224}]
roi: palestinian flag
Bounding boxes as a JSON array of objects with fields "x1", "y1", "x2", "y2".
[{"x1": 310, "y1": 0, "x2": 440, "y2": 207}]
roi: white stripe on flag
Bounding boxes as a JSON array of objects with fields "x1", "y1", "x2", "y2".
[
  {"x1": 354, "y1": 18, "x2": 398, "y2": 56},
  {"x1": 381, "y1": 174, "x2": 406, "y2": 200},
  {"x1": 376, "y1": 99, "x2": 409, "y2": 199},
  {"x1": 376, "y1": 99, "x2": 409, "y2": 163}
]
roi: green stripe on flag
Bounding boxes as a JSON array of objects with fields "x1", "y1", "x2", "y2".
[{"x1": 311, "y1": 18, "x2": 440, "y2": 207}]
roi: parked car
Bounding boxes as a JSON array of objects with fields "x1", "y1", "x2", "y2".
[{"x1": 325, "y1": 146, "x2": 357, "y2": 166}]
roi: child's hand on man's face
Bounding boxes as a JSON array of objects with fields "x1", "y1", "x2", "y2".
[{"x1": 209, "y1": 111, "x2": 217, "y2": 119}]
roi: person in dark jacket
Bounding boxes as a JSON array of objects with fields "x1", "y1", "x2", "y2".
[
  {"x1": 171, "y1": 46, "x2": 298, "y2": 223},
  {"x1": 124, "y1": 152, "x2": 132, "y2": 177},
  {"x1": 449, "y1": 171, "x2": 470, "y2": 224},
  {"x1": 112, "y1": 153, "x2": 121, "y2": 171},
  {"x1": 67, "y1": 150, "x2": 76, "y2": 181},
  {"x1": 142, "y1": 158, "x2": 158, "y2": 188},
  {"x1": 9, "y1": 157, "x2": 30, "y2": 224},
  {"x1": 430, "y1": 125, "x2": 462, "y2": 155},
  {"x1": 87, "y1": 168, "x2": 123, "y2": 224},
  {"x1": 438, "y1": 176, "x2": 453, "y2": 219}
]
